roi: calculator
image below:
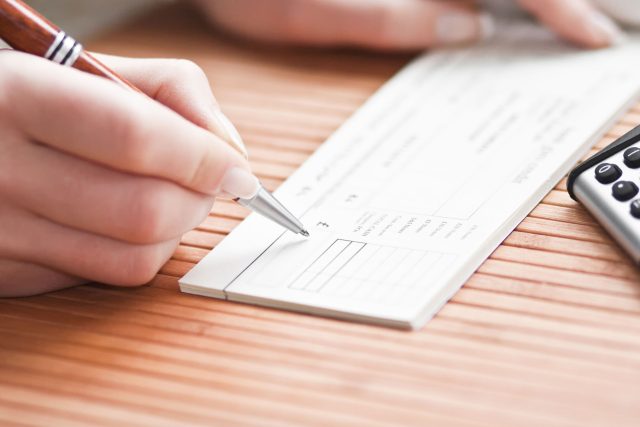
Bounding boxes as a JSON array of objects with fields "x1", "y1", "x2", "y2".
[{"x1": 568, "y1": 125, "x2": 640, "y2": 263}]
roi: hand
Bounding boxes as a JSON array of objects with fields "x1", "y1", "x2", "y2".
[
  {"x1": 0, "y1": 51, "x2": 252, "y2": 297},
  {"x1": 193, "y1": 0, "x2": 623, "y2": 50},
  {"x1": 517, "y1": 0, "x2": 624, "y2": 48}
]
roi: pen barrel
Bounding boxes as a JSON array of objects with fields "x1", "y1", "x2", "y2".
[
  {"x1": 0, "y1": 0, "x2": 56, "y2": 56},
  {"x1": 0, "y1": 0, "x2": 139, "y2": 92},
  {"x1": 74, "y1": 52, "x2": 140, "y2": 93}
]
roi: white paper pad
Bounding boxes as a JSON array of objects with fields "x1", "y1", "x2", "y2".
[{"x1": 181, "y1": 23, "x2": 640, "y2": 329}]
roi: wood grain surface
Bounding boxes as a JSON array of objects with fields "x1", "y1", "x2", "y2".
[{"x1": 2, "y1": 4, "x2": 640, "y2": 427}]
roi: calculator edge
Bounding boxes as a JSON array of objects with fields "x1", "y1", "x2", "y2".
[
  {"x1": 568, "y1": 124, "x2": 640, "y2": 199},
  {"x1": 573, "y1": 174, "x2": 640, "y2": 264},
  {"x1": 569, "y1": 124, "x2": 640, "y2": 264}
]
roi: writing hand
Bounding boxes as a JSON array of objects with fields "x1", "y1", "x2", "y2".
[{"x1": 0, "y1": 52, "x2": 251, "y2": 296}]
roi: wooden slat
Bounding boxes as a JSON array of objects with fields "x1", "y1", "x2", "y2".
[
  {"x1": 503, "y1": 231, "x2": 624, "y2": 261},
  {"x1": 2, "y1": 4, "x2": 640, "y2": 427},
  {"x1": 489, "y1": 245, "x2": 639, "y2": 280}
]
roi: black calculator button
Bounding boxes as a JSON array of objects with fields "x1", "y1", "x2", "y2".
[
  {"x1": 612, "y1": 181, "x2": 639, "y2": 201},
  {"x1": 624, "y1": 147, "x2": 640, "y2": 168},
  {"x1": 631, "y1": 200, "x2": 640, "y2": 219},
  {"x1": 595, "y1": 163, "x2": 621, "y2": 184}
]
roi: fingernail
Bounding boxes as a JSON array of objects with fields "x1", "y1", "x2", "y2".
[
  {"x1": 210, "y1": 110, "x2": 249, "y2": 159},
  {"x1": 436, "y1": 12, "x2": 495, "y2": 45},
  {"x1": 586, "y1": 10, "x2": 626, "y2": 46},
  {"x1": 220, "y1": 167, "x2": 260, "y2": 200}
]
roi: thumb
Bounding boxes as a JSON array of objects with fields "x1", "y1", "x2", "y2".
[{"x1": 94, "y1": 54, "x2": 248, "y2": 158}]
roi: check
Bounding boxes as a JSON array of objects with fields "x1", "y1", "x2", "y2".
[{"x1": 181, "y1": 23, "x2": 640, "y2": 329}]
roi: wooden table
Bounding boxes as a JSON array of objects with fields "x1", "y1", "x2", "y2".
[{"x1": 2, "y1": 5, "x2": 640, "y2": 426}]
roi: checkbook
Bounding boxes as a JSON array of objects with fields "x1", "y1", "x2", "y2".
[{"x1": 181, "y1": 22, "x2": 640, "y2": 329}]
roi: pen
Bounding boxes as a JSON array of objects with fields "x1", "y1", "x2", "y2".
[{"x1": 0, "y1": 0, "x2": 309, "y2": 238}]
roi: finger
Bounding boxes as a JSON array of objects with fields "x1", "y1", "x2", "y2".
[
  {"x1": 0, "y1": 204, "x2": 179, "y2": 287},
  {"x1": 198, "y1": 0, "x2": 495, "y2": 50},
  {"x1": 0, "y1": 138, "x2": 214, "y2": 244},
  {"x1": 94, "y1": 54, "x2": 248, "y2": 157},
  {"x1": 95, "y1": 55, "x2": 219, "y2": 129},
  {"x1": 518, "y1": 0, "x2": 625, "y2": 48},
  {"x1": 0, "y1": 50, "x2": 251, "y2": 197},
  {"x1": 0, "y1": 259, "x2": 84, "y2": 298}
]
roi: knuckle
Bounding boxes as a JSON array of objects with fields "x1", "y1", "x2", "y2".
[
  {"x1": 126, "y1": 182, "x2": 171, "y2": 244},
  {"x1": 119, "y1": 246, "x2": 165, "y2": 286},
  {"x1": 171, "y1": 59, "x2": 208, "y2": 84},
  {"x1": 110, "y1": 107, "x2": 152, "y2": 170}
]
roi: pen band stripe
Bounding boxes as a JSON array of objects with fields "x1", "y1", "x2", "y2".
[
  {"x1": 45, "y1": 31, "x2": 66, "y2": 60},
  {"x1": 45, "y1": 32, "x2": 82, "y2": 67},
  {"x1": 62, "y1": 42, "x2": 83, "y2": 67},
  {"x1": 60, "y1": 40, "x2": 79, "y2": 66},
  {"x1": 51, "y1": 35, "x2": 76, "y2": 64}
]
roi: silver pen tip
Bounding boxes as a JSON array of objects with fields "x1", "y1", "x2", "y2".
[{"x1": 300, "y1": 229, "x2": 310, "y2": 237}]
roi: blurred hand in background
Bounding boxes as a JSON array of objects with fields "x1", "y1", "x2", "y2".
[{"x1": 192, "y1": 0, "x2": 625, "y2": 50}]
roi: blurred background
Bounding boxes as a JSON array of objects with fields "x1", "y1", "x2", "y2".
[{"x1": 25, "y1": 0, "x2": 158, "y2": 37}]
